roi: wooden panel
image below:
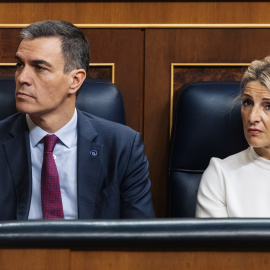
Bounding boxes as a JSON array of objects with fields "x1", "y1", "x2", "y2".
[
  {"x1": 0, "y1": 66, "x2": 15, "y2": 77},
  {"x1": 1, "y1": 2, "x2": 270, "y2": 24},
  {"x1": 1, "y1": 249, "x2": 270, "y2": 270},
  {"x1": 82, "y1": 29, "x2": 144, "y2": 131},
  {"x1": 87, "y1": 66, "x2": 113, "y2": 82},
  {"x1": 145, "y1": 28, "x2": 270, "y2": 217},
  {"x1": 0, "y1": 249, "x2": 69, "y2": 270},
  {"x1": 0, "y1": 65, "x2": 113, "y2": 82},
  {"x1": 145, "y1": 30, "x2": 174, "y2": 217},
  {"x1": 172, "y1": 66, "x2": 246, "y2": 123},
  {"x1": 0, "y1": 28, "x2": 21, "y2": 61},
  {"x1": 173, "y1": 66, "x2": 246, "y2": 93},
  {"x1": 70, "y1": 250, "x2": 270, "y2": 270}
]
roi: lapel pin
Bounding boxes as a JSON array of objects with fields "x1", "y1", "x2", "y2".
[{"x1": 90, "y1": 150, "x2": 97, "y2": 157}]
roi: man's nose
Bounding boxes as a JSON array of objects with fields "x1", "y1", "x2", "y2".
[{"x1": 16, "y1": 66, "x2": 32, "y2": 85}]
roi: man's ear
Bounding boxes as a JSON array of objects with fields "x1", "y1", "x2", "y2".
[{"x1": 69, "y1": 69, "x2": 86, "y2": 94}]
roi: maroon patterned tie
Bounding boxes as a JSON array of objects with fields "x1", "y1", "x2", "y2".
[{"x1": 41, "y1": 135, "x2": 64, "y2": 219}]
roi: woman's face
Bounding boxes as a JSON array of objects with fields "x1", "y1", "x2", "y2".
[{"x1": 241, "y1": 80, "x2": 270, "y2": 159}]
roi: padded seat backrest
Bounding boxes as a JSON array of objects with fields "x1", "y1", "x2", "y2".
[{"x1": 169, "y1": 81, "x2": 248, "y2": 217}]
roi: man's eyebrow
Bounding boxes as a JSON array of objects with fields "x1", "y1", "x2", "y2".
[
  {"x1": 15, "y1": 55, "x2": 52, "y2": 68},
  {"x1": 31, "y1": 59, "x2": 52, "y2": 68},
  {"x1": 15, "y1": 55, "x2": 22, "y2": 62}
]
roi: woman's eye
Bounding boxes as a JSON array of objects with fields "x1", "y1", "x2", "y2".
[
  {"x1": 242, "y1": 99, "x2": 252, "y2": 106},
  {"x1": 265, "y1": 104, "x2": 270, "y2": 110}
]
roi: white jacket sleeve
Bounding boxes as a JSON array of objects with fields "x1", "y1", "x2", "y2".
[{"x1": 196, "y1": 157, "x2": 228, "y2": 217}]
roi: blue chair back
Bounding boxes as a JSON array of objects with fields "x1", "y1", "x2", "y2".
[{"x1": 169, "y1": 82, "x2": 248, "y2": 217}]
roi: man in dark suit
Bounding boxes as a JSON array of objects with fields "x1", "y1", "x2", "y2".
[{"x1": 0, "y1": 20, "x2": 155, "y2": 220}]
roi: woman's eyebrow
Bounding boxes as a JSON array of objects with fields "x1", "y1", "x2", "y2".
[
  {"x1": 242, "y1": 93, "x2": 252, "y2": 98},
  {"x1": 242, "y1": 93, "x2": 270, "y2": 101}
]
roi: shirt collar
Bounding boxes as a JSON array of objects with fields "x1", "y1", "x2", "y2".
[{"x1": 26, "y1": 109, "x2": 78, "y2": 148}]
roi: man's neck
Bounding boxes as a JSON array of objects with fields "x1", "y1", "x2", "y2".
[{"x1": 29, "y1": 108, "x2": 76, "y2": 133}]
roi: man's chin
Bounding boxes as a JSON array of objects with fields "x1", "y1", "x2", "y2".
[{"x1": 16, "y1": 103, "x2": 33, "y2": 115}]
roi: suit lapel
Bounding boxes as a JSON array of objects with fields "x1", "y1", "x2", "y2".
[
  {"x1": 77, "y1": 110, "x2": 103, "y2": 219},
  {"x1": 3, "y1": 114, "x2": 32, "y2": 220}
]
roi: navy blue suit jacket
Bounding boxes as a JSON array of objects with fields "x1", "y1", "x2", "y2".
[{"x1": 0, "y1": 109, "x2": 155, "y2": 220}]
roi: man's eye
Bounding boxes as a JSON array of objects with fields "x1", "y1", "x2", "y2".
[
  {"x1": 16, "y1": 62, "x2": 23, "y2": 68},
  {"x1": 265, "y1": 104, "x2": 270, "y2": 110},
  {"x1": 35, "y1": 65, "x2": 45, "y2": 71}
]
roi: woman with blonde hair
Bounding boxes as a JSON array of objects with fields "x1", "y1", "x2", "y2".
[{"x1": 196, "y1": 56, "x2": 270, "y2": 217}]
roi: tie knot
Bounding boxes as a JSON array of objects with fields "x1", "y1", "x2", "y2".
[{"x1": 43, "y1": 134, "x2": 58, "y2": 152}]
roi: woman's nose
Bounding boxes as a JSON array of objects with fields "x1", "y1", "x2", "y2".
[{"x1": 249, "y1": 106, "x2": 261, "y2": 123}]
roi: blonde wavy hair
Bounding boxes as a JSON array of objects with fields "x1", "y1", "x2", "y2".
[{"x1": 241, "y1": 56, "x2": 270, "y2": 95}]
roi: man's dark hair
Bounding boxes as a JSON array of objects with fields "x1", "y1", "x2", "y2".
[{"x1": 20, "y1": 20, "x2": 90, "y2": 74}]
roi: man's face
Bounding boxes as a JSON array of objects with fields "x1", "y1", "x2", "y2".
[{"x1": 15, "y1": 37, "x2": 74, "y2": 119}]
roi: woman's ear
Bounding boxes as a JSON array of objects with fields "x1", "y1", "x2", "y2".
[{"x1": 69, "y1": 69, "x2": 86, "y2": 94}]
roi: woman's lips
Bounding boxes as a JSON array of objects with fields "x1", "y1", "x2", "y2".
[{"x1": 248, "y1": 128, "x2": 262, "y2": 135}]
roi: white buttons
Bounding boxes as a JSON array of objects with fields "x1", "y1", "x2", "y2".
[{"x1": 53, "y1": 154, "x2": 56, "y2": 160}]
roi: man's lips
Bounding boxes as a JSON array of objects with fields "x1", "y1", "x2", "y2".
[
  {"x1": 248, "y1": 128, "x2": 262, "y2": 135},
  {"x1": 16, "y1": 91, "x2": 34, "y2": 99}
]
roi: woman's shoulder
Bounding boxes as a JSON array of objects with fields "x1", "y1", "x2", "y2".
[
  {"x1": 209, "y1": 147, "x2": 250, "y2": 171},
  {"x1": 200, "y1": 148, "x2": 250, "y2": 190}
]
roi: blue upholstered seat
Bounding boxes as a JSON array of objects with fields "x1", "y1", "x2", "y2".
[{"x1": 169, "y1": 82, "x2": 248, "y2": 217}]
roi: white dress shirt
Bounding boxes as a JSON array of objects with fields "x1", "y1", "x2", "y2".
[
  {"x1": 27, "y1": 109, "x2": 78, "y2": 219},
  {"x1": 196, "y1": 147, "x2": 270, "y2": 218}
]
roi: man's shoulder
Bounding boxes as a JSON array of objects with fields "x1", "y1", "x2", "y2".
[
  {"x1": 0, "y1": 112, "x2": 24, "y2": 124},
  {"x1": 0, "y1": 113, "x2": 26, "y2": 141},
  {"x1": 78, "y1": 109, "x2": 137, "y2": 138}
]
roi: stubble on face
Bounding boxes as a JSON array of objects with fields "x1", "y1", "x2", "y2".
[{"x1": 14, "y1": 37, "x2": 76, "y2": 132}]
